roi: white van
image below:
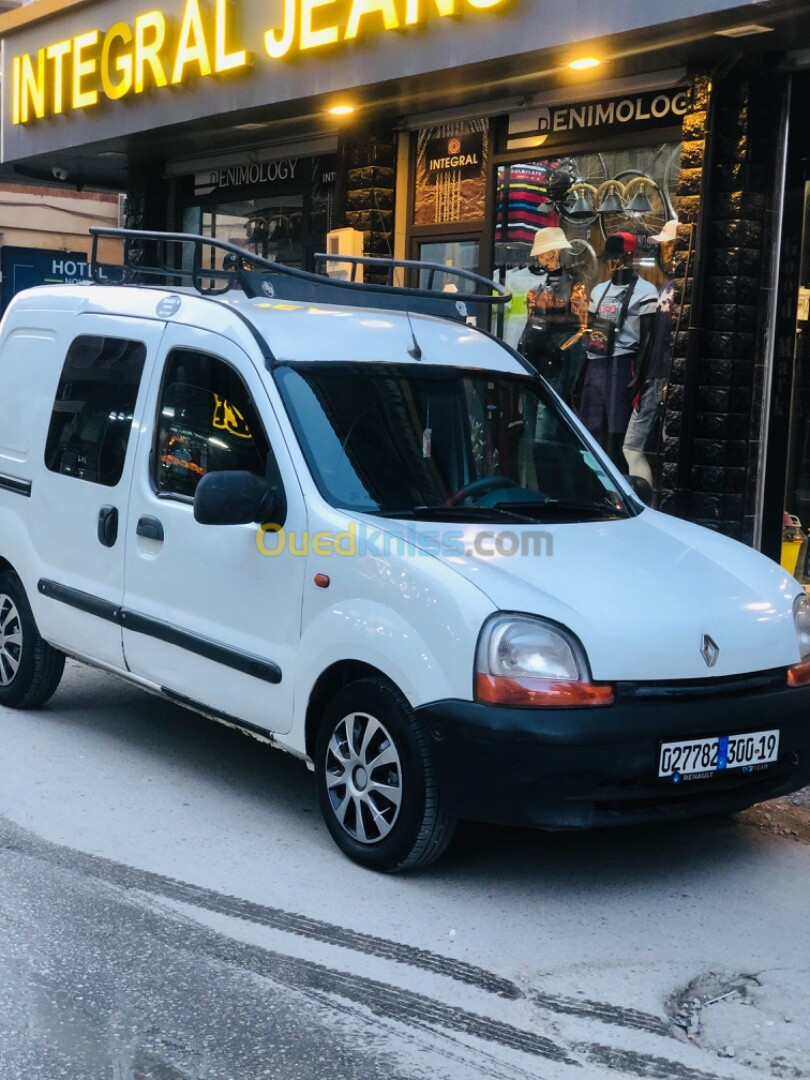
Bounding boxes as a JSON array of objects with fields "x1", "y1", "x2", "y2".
[{"x1": 0, "y1": 229, "x2": 808, "y2": 872}]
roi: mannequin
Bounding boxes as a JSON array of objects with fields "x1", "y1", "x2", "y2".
[
  {"x1": 623, "y1": 220, "x2": 678, "y2": 487},
  {"x1": 516, "y1": 227, "x2": 588, "y2": 402},
  {"x1": 577, "y1": 232, "x2": 658, "y2": 471}
]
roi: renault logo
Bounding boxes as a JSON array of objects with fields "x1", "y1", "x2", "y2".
[{"x1": 701, "y1": 635, "x2": 720, "y2": 668}]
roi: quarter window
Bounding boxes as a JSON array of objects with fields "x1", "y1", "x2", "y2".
[
  {"x1": 45, "y1": 336, "x2": 146, "y2": 487},
  {"x1": 155, "y1": 349, "x2": 270, "y2": 498}
]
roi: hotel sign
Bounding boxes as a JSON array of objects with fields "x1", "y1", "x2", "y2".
[{"x1": 10, "y1": 0, "x2": 507, "y2": 126}]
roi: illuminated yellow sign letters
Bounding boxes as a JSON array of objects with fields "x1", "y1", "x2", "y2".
[{"x1": 11, "y1": 0, "x2": 508, "y2": 124}]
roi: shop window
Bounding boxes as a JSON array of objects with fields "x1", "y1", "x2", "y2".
[
  {"x1": 155, "y1": 349, "x2": 271, "y2": 500},
  {"x1": 182, "y1": 154, "x2": 336, "y2": 278},
  {"x1": 492, "y1": 142, "x2": 681, "y2": 500},
  {"x1": 45, "y1": 336, "x2": 146, "y2": 487}
]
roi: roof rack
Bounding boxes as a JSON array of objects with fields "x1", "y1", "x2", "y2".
[{"x1": 89, "y1": 228, "x2": 510, "y2": 323}]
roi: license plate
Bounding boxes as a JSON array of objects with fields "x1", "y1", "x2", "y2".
[{"x1": 658, "y1": 729, "x2": 780, "y2": 779}]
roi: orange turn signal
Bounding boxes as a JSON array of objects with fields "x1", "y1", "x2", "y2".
[
  {"x1": 475, "y1": 672, "x2": 614, "y2": 707},
  {"x1": 787, "y1": 657, "x2": 810, "y2": 687}
]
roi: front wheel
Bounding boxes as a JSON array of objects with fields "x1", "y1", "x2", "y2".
[
  {"x1": 0, "y1": 571, "x2": 65, "y2": 709},
  {"x1": 314, "y1": 678, "x2": 456, "y2": 872}
]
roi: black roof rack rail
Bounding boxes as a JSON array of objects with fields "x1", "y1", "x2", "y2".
[{"x1": 89, "y1": 227, "x2": 510, "y2": 323}]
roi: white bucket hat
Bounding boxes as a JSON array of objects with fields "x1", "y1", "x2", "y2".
[
  {"x1": 530, "y1": 227, "x2": 573, "y2": 257},
  {"x1": 651, "y1": 219, "x2": 678, "y2": 243}
]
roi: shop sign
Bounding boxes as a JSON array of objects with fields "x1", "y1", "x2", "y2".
[
  {"x1": 10, "y1": 0, "x2": 508, "y2": 127},
  {"x1": 194, "y1": 153, "x2": 336, "y2": 197},
  {"x1": 425, "y1": 132, "x2": 484, "y2": 181},
  {"x1": 414, "y1": 119, "x2": 489, "y2": 226},
  {"x1": 505, "y1": 87, "x2": 689, "y2": 153},
  {"x1": 202, "y1": 158, "x2": 300, "y2": 194}
]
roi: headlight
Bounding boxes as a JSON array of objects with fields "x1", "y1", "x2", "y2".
[
  {"x1": 795, "y1": 595, "x2": 810, "y2": 659},
  {"x1": 474, "y1": 614, "x2": 613, "y2": 707}
]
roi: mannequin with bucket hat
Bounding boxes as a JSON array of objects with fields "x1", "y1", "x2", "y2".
[{"x1": 516, "y1": 227, "x2": 588, "y2": 403}]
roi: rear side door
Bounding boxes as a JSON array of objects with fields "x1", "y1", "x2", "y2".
[
  {"x1": 120, "y1": 324, "x2": 307, "y2": 734},
  {"x1": 30, "y1": 315, "x2": 165, "y2": 669}
]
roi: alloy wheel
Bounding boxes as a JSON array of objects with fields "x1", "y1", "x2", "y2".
[
  {"x1": 0, "y1": 593, "x2": 22, "y2": 686},
  {"x1": 324, "y1": 711, "x2": 403, "y2": 844}
]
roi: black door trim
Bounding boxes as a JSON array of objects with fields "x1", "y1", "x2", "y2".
[
  {"x1": 37, "y1": 579, "x2": 282, "y2": 685},
  {"x1": 38, "y1": 579, "x2": 121, "y2": 622},
  {"x1": 0, "y1": 473, "x2": 32, "y2": 497}
]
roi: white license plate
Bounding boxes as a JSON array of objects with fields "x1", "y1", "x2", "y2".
[{"x1": 658, "y1": 729, "x2": 780, "y2": 779}]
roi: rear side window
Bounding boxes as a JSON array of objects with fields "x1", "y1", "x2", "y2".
[
  {"x1": 155, "y1": 348, "x2": 270, "y2": 499},
  {"x1": 45, "y1": 336, "x2": 146, "y2": 487}
]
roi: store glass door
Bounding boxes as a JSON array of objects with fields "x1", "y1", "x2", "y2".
[{"x1": 415, "y1": 238, "x2": 480, "y2": 290}]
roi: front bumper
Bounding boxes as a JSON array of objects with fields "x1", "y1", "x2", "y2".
[{"x1": 415, "y1": 671, "x2": 810, "y2": 829}]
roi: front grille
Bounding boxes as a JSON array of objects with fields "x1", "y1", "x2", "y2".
[{"x1": 614, "y1": 668, "x2": 787, "y2": 703}]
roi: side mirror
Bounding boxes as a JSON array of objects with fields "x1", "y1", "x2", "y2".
[
  {"x1": 194, "y1": 470, "x2": 282, "y2": 526},
  {"x1": 627, "y1": 475, "x2": 654, "y2": 507}
]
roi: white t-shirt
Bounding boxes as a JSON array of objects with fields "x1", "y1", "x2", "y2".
[
  {"x1": 587, "y1": 276, "x2": 659, "y2": 356},
  {"x1": 503, "y1": 266, "x2": 541, "y2": 348}
]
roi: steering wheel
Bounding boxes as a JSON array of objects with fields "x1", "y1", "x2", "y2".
[{"x1": 447, "y1": 475, "x2": 520, "y2": 506}]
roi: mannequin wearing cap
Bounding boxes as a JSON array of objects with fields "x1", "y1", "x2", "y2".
[
  {"x1": 515, "y1": 227, "x2": 588, "y2": 402},
  {"x1": 576, "y1": 232, "x2": 659, "y2": 470},
  {"x1": 623, "y1": 220, "x2": 678, "y2": 487}
]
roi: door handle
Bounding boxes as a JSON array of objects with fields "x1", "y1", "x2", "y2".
[
  {"x1": 136, "y1": 516, "x2": 164, "y2": 542},
  {"x1": 98, "y1": 506, "x2": 119, "y2": 548}
]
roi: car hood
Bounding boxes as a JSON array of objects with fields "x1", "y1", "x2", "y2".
[{"x1": 365, "y1": 508, "x2": 802, "y2": 681}]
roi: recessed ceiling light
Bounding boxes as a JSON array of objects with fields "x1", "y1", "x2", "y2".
[
  {"x1": 328, "y1": 104, "x2": 355, "y2": 116},
  {"x1": 715, "y1": 24, "x2": 773, "y2": 37},
  {"x1": 569, "y1": 57, "x2": 601, "y2": 71}
]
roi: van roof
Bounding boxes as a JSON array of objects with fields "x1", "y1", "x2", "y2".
[{"x1": 5, "y1": 284, "x2": 528, "y2": 375}]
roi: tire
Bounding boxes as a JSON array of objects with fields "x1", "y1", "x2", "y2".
[
  {"x1": 0, "y1": 572, "x2": 65, "y2": 709},
  {"x1": 314, "y1": 678, "x2": 456, "y2": 872}
]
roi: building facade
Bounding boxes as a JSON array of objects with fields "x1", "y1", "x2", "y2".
[{"x1": 1, "y1": 0, "x2": 809, "y2": 573}]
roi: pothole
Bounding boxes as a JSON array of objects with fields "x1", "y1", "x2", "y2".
[
  {"x1": 667, "y1": 970, "x2": 809, "y2": 1077},
  {"x1": 667, "y1": 970, "x2": 761, "y2": 1043}
]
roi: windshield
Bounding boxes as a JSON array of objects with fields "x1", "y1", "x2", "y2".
[{"x1": 274, "y1": 363, "x2": 630, "y2": 522}]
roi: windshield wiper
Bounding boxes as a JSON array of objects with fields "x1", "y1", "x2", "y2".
[
  {"x1": 367, "y1": 505, "x2": 538, "y2": 524},
  {"x1": 493, "y1": 499, "x2": 627, "y2": 520}
]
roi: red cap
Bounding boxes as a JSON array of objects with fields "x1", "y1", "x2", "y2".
[{"x1": 602, "y1": 231, "x2": 638, "y2": 258}]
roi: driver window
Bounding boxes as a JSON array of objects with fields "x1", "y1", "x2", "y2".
[{"x1": 155, "y1": 349, "x2": 272, "y2": 499}]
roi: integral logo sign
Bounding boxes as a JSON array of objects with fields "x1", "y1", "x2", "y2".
[
  {"x1": 506, "y1": 88, "x2": 689, "y2": 152},
  {"x1": 701, "y1": 634, "x2": 720, "y2": 669},
  {"x1": 426, "y1": 131, "x2": 485, "y2": 181}
]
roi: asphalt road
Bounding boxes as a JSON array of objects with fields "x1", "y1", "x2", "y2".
[{"x1": 1, "y1": 661, "x2": 808, "y2": 1080}]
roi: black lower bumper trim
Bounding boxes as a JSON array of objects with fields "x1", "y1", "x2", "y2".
[{"x1": 415, "y1": 686, "x2": 810, "y2": 829}]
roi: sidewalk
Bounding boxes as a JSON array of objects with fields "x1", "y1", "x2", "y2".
[{"x1": 738, "y1": 786, "x2": 810, "y2": 844}]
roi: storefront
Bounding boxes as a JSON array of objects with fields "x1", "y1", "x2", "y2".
[{"x1": 1, "y1": 0, "x2": 810, "y2": 558}]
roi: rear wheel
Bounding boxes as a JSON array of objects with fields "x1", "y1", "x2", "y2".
[
  {"x1": 0, "y1": 572, "x2": 65, "y2": 709},
  {"x1": 314, "y1": 678, "x2": 456, "y2": 872}
]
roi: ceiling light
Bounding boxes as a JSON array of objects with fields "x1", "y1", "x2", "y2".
[
  {"x1": 715, "y1": 24, "x2": 773, "y2": 38},
  {"x1": 328, "y1": 104, "x2": 355, "y2": 116},
  {"x1": 569, "y1": 57, "x2": 601, "y2": 71}
]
